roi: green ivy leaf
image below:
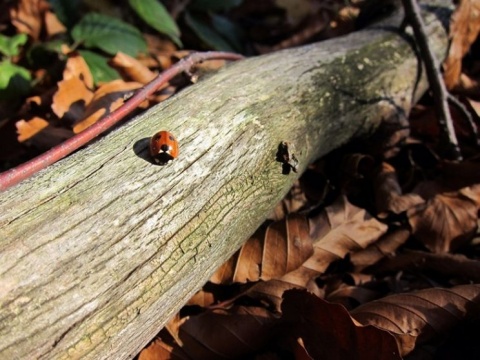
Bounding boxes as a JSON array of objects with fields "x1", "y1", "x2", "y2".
[
  {"x1": 78, "y1": 50, "x2": 120, "y2": 85},
  {"x1": 0, "y1": 60, "x2": 31, "y2": 100},
  {"x1": 72, "y1": 13, "x2": 147, "y2": 56},
  {"x1": 189, "y1": 0, "x2": 243, "y2": 11},
  {"x1": 0, "y1": 33, "x2": 28, "y2": 57},
  {"x1": 128, "y1": 0, "x2": 182, "y2": 47},
  {"x1": 46, "y1": 0, "x2": 81, "y2": 29},
  {"x1": 184, "y1": 12, "x2": 235, "y2": 52}
]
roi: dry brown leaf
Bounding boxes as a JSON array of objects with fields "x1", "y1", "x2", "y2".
[
  {"x1": 325, "y1": 285, "x2": 381, "y2": 309},
  {"x1": 138, "y1": 338, "x2": 190, "y2": 360},
  {"x1": 293, "y1": 337, "x2": 315, "y2": 360},
  {"x1": 351, "y1": 284, "x2": 480, "y2": 356},
  {"x1": 10, "y1": 0, "x2": 48, "y2": 40},
  {"x1": 308, "y1": 195, "x2": 388, "y2": 260},
  {"x1": 153, "y1": 86, "x2": 176, "y2": 103},
  {"x1": 73, "y1": 80, "x2": 143, "y2": 133},
  {"x1": 52, "y1": 76, "x2": 93, "y2": 121},
  {"x1": 187, "y1": 289, "x2": 217, "y2": 308},
  {"x1": 145, "y1": 33, "x2": 178, "y2": 55},
  {"x1": 457, "y1": 72, "x2": 480, "y2": 95},
  {"x1": 44, "y1": 10, "x2": 66, "y2": 37},
  {"x1": 176, "y1": 306, "x2": 278, "y2": 359},
  {"x1": 211, "y1": 215, "x2": 313, "y2": 284},
  {"x1": 52, "y1": 55, "x2": 95, "y2": 121},
  {"x1": 110, "y1": 52, "x2": 157, "y2": 84},
  {"x1": 62, "y1": 55, "x2": 94, "y2": 89},
  {"x1": 407, "y1": 190, "x2": 478, "y2": 253},
  {"x1": 443, "y1": 0, "x2": 480, "y2": 89},
  {"x1": 282, "y1": 289, "x2": 401, "y2": 360},
  {"x1": 439, "y1": 158, "x2": 480, "y2": 190},
  {"x1": 243, "y1": 196, "x2": 388, "y2": 309},
  {"x1": 269, "y1": 180, "x2": 309, "y2": 220},
  {"x1": 372, "y1": 250, "x2": 480, "y2": 283},
  {"x1": 374, "y1": 162, "x2": 424, "y2": 217},
  {"x1": 350, "y1": 227, "x2": 411, "y2": 271},
  {"x1": 15, "y1": 117, "x2": 48, "y2": 142}
]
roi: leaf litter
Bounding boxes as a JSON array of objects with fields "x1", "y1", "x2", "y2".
[{"x1": 3, "y1": 0, "x2": 480, "y2": 359}]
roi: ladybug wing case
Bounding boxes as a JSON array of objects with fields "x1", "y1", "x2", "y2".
[{"x1": 149, "y1": 131, "x2": 179, "y2": 165}]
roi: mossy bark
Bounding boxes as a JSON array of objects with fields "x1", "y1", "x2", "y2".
[{"x1": 0, "y1": 2, "x2": 451, "y2": 359}]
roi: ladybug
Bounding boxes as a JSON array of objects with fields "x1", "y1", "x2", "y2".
[{"x1": 149, "y1": 130, "x2": 179, "y2": 165}]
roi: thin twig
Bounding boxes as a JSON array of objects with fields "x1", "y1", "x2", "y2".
[
  {"x1": 401, "y1": 0, "x2": 462, "y2": 160},
  {"x1": 447, "y1": 93, "x2": 480, "y2": 146},
  {"x1": 0, "y1": 51, "x2": 244, "y2": 191}
]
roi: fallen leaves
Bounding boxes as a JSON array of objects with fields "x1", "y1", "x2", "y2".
[
  {"x1": 407, "y1": 189, "x2": 479, "y2": 253},
  {"x1": 352, "y1": 285, "x2": 480, "y2": 356},
  {"x1": 443, "y1": 0, "x2": 480, "y2": 89},
  {"x1": 4, "y1": 0, "x2": 480, "y2": 359},
  {"x1": 142, "y1": 141, "x2": 480, "y2": 358}
]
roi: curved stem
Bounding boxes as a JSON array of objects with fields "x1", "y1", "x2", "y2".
[{"x1": 0, "y1": 51, "x2": 244, "y2": 191}]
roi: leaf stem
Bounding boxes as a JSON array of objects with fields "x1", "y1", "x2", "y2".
[
  {"x1": 401, "y1": 0, "x2": 462, "y2": 160},
  {"x1": 0, "y1": 51, "x2": 244, "y2": 191}
]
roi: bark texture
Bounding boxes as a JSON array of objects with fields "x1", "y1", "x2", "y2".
[{"x1": 0, "y1": 2, "x2": 451, "y2": 359}]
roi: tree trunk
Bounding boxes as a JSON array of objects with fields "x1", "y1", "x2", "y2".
[{"x1": 0, "y1": 3, "x2": 451, "y2": 359}]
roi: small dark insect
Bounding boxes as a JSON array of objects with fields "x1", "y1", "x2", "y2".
[
  {"x1": 150, "y1": 130, "x2": 179, "y2": 165},
  {"x1": 276, "y1": 141, "x2": 298, "y2": 174}
]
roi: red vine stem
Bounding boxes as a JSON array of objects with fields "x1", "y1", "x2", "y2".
[{"x1": 0, "y1": 51, "x2": 244, "y2": 191}]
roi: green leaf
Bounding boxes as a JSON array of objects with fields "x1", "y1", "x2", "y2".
[
  {"x1": 78, "y1": 50, "x2": 120, "y2": 85},
  {"x1": 0, "y1": 33, "x2": 28, "y2": 57},
  {"x1": 211, "y1": 14, "x2": 244, "y2": 52},
  {"x1": 72, "y1": 13, "x2": 147, "y2": 56},
  {"x1": 128, "y1": 0, "x2": 182, "y2": 47},
  {"x1": 0, "y1": 60, "x2": 31, "y2": 100},
  {"x1": 189, "y1": 0, "x2": 243, "y2": 11},
  {"x1": 47, "y1": 0, "x2": 81, "y2": 29},
  {"x1": 184, "y1": 12, "x2": 235, "y2": 52}
]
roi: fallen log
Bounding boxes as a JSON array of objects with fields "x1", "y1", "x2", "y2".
[{"x1": 0, "y1": 2, "x2": 451, "y2": 359}]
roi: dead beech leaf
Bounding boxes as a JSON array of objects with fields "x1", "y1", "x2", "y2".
[
  {"x1": 52, "y1": 76, "x2": 93, "y2": 121},
  {"x1": 282, "y1": 289, "x2": 401, "y2": 360},
  {"x1": 443, "y1": 0, "x2": 480, "y2": 89},
  {"x1": 407, "y1": 190, "x2": 478, "y2": 253},
  {"x1": 44, "y1": 10, "x2": 66, "y2": 37},
  {"x1": 374, "y1": 162, "x2": 424, "y2": 217},
  {"x1": 138, "y1": 338, "x2": 190, "y2": 360},
  {"x1": 110, "y1": 52, "x2": 157, "y2": 84},
  {"x1": 145, "y1": 33, "x2": 178, "y2": 56},
  {"x1": 269, "y1": 180, "x2": 309, "y2": 221},
  {"x1": 351, "y1": 284, "x2": 480, "y2": 356},
  {"x1": 308, "y1": 195, "x2": 388, "y2": 264},
  {"x1": 350, "y1": 227, "x2": 411, "y2": 271},
  {"x1": 10, "y1": 0, "x2": 48, "y2": 40},
  {"x1": 73, "y1": 80, "x2": 143, "y2": 133},
  {"x1": 187, "y1": 289, "x2": 217, "y2": 308},
  {"x1": 176, "y1": 306, "x2": 278, "y2": 359},
  {"x1": 326, "y1": 285, "x2": 381, "y2": 310},
  {"x1": 16, "y1": 117, "x2": 48, "y2": 142},
  {"x1": 62, "y1": 55, "x2": 94, "y2": 89},
  {"x1": 211, "y1": 215, "x2": 313, "y2": 284},
  {"x1": 153, "y1": 85, "x2": 176, "y2": 103},
  {"x1": 293, "y1": 337, "x2": 315, "y2": 360},
  {"x1": 439, "y1": 158, "x2": 480, "y2": 190},
  {"x1": 243, "y1": 196, "x2": 388, "y2": 309},
  {"x1": 52, "y1": 55, "x2": 95, "y2": 121},
  {"x1": 372, "y1": 250, "x2": 480, "y2": 283}
]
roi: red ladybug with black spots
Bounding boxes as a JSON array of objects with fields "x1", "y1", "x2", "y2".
[{"x1": 149, "y1": 130, "x2": 179, "y2": 165}]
